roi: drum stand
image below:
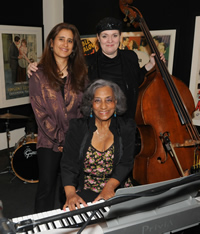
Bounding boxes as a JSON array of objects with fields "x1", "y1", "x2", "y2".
[{"x1": 0, "y1": 120, "x2": 16, "y2": 183}]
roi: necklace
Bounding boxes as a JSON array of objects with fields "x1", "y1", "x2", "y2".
[
  {"x1": 96, "y1": 129, "x2": 109, "y2": 140},
  {"x1": 58, "y1": 64, "x2": 68, "y2": 77}
]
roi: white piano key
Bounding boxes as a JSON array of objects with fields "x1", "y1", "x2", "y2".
[
  {"x1": 46, "y1": 209, "x2": 63, "y2": 229},
  {"x1": 74, "y1": 214, "x2": 84, "y2": 224},
  {"x1": 54, "y1": 220, "x2": 63, "y2": 228},
  {"x1": 36, "y1": 212, "x2": 49, "y2": 232},
  {"x1": 12, "y1": 217, "x2": 19, "y2": 223},
  {"x1": 62, "y1": 218, "x2": 69, "y2": 227},
  {"x1": 67, "y1": 216, "x2": 75, "y2": 226},
  {"x1": 81, "y1": 213, "x2": 88, "y2": 222},
  {"x1": 104, "y1": 206, "x2": 110, "y2": 213},
  {"x1": 42, "y1": 211, "x2": 54, "y2": 230},
  {"x1": 95, "y1": 210, "x2": 103, "y2": 219},
  {"x1": 12, "y1": 200, "x2": 110, "y2": 233}
]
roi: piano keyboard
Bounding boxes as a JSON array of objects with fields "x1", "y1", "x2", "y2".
[{"x1": 12, "y1": 201, "x2": 110, "y2": 233}]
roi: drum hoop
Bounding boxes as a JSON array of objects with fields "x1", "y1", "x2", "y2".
[{"x1": 15, "y1": 134, "x2": 38, "y2": 148}]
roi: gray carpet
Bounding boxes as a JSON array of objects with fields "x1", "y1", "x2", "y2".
[{"x1": 0, "y1": 148, "x2": 61, "y2": 220}]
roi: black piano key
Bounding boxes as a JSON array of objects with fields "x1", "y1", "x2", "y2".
[
  {"x1": 96, "y1": 210, "x2": 103, "y2": 219},
  {"x1": 12, "y1": 201, "x2": 109, "y2": 232},
  {"x1": 101, "y1": 207, "x2": 108, "y2": 213},
  {"x1": 67, "y1": 216, "x2": 75, "y2": 226},
  {"x1": 46, "y1": 222, "x2": 55, "y2": 230},
  {"x1": 51, "y1": 221, "x2": 57, "y2": 229},
  {"x1": 45, "y1": 223, "x2": 50, "y2": 230},
  {"x1": 53, "y1": 219, "x2": 64, "y2": 229},
  {"x1": 35, "y1": 225, "x2": 41, "y2": 233},
  {"x1": 60, "y1": 219, "x2": 66, "y2": 227},
  {"x1": 80, "y1": 213, "x2": 88, "y2": 222},
  {"x1": 84, "y1": 210, "x2": 98, "y2": 220},
  {"x1": 62, "y1": 218, "x2": 70, "y2": 227},
  {"x1": 71, "y1": 216, "x2": 77, "y2": 225},
  {"x1": 77, "y1": 214, "x2": 84, "y2": 223}
]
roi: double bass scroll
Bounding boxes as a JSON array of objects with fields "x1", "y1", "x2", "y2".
[{"x1": 119, "y1": 0, "x2": 200, "y2": 184}]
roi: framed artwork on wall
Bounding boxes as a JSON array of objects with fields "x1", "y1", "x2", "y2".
[
  {"x1": 0, "y1": 25, "x2": 42, "y2": 108},
  {"x1": 120, "y1": 30, "x2": 176, "y2": 73},
  {"x1": 81, "y1": 34, "x2": 98, "y2": 55},
  {"x1": 81, "y1": 29, "x2": 176, "y2": 74},
  {"x1": 189, "y1": 16, "x2": 200, "y2": 126}
]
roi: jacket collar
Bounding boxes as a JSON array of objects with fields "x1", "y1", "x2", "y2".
[{"x1": 87, "y1": 115, "x2": 119, "y2": 135}]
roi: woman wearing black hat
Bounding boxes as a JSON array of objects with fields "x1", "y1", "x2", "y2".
[
  {"x1": 28, "y1": 17, "x2": 164, "y2": 119},
  {"x1": 86, "y1": 17, "x2": 164, "y2": 119}
]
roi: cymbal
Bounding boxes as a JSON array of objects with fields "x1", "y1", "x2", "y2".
[{"x1": 0, "y1": 113, "x2": 29, "y2": 119}]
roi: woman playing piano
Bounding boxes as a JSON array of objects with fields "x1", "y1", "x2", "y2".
[{"x1": 60, "y1": 79, "x2": 136, "y2": 211}]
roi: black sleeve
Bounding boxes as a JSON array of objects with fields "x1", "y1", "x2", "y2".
[
  {"x1": 60, "y1": 118, "x2": 85, "y2": 187},
  {"x1": 111, "y1": 118, "x2": 136, "y2": 183}
]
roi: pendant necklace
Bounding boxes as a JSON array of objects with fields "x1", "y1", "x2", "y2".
[{"x1": 58, "y1": 64, "x2": 68, "y2": 77}]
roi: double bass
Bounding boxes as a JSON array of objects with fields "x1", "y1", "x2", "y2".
[{"x1": 119, "y1": 0, "x2": 200, "y2": 184}]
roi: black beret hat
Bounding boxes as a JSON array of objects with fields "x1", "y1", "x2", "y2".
[{"x1": 96, "y1": 17, "x2": 123, "y2": 34}]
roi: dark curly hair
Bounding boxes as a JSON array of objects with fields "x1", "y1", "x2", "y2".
[{"x1": 81, "y1": 79, "x2": 127, "y2": 117}]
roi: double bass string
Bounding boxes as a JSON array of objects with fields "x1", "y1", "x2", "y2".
[
  {"x1": 120, "y1": 0, "x2": 200, "y2": 177},
  {"x1": 133, "y1": 8, "x2": 200, "y2": 142}
]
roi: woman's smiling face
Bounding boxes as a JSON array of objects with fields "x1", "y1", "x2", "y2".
[
  {"x1": 97, "y1": 30, "x2": 121, "y2": 58},
  {"x1": 92, "y1": 86, "x2": 117, "y2": 121},
  {"x1": 51, "y1": 29, "x2": 74, "y2": 60}
]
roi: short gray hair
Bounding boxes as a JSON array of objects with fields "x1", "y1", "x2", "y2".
[{"x1": 81, "y1": 79, "x2": 127, "y2": 116}]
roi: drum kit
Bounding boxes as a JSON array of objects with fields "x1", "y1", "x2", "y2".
[{"x1": 0, "y1": 111, "x2": 39, "y2": 183}]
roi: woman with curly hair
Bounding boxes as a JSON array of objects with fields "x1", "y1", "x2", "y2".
[{"x1": 61, "y1": 79, "x2": 136, "y2": 211}]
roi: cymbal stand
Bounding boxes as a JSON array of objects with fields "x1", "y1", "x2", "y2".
[{"x1": 0, "y1": 119, "x2": 16, "y2": 182}]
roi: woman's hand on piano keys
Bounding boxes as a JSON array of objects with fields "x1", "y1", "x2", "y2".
[
  {"x1": 93, "y1": 178, "x2": 120, "y2": 203},
  {"x1": 63, "y1": 186, "x2": 88, "y2": 211}
]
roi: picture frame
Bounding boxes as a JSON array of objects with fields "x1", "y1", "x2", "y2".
[
  {"x1": 81, "y1": 29, "x2": 176, "y2": 74},
  {"x1": 81, "y1": 34, "x2": 98, "y2": 56},
  {"x1": 0, "y1": 25, "x2": 42, "y2": 108},
  {"x1": 189, "y1": 16, "x2": 200, "y2": 126},
  {"x1": 120, "y1": 30, "x2": 176, "y2": 73}
]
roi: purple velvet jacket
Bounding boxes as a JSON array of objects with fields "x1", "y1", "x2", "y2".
[{"x1": 29, "y1": 67, "x2": 83, "y2": 152}]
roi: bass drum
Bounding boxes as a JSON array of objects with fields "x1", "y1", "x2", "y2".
[{"x1": 11, "y1": 133, "x2": 39, "y2": 183}]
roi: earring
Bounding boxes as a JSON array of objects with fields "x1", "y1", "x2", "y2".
[
  {"x1": 90, "y1": 109, "x2": 93, "y2": 118},
  {"x1": 114, "y1": 110, "x2": 116, "y2": 117}
]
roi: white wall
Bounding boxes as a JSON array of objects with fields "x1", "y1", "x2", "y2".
[
  {"x1": 43, "y1": 0, "x2": 64, "y2": 43},
  {"x1": 0, "y1": 0, "x2": 64, "y2": 151},
  {"x1": 0, "y1": 128, "x2": 26, "y2": 151}
]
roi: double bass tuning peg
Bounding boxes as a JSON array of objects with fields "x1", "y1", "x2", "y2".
[
  {"x1": 127, "y1": 18, "x2": 135, "y2": 27},
  {"x1": 123, "y1": 9, "x2": 129, "y2": 22},
  {"x1": 123, "y1": 16, "x2": 128, "y2": 22}
]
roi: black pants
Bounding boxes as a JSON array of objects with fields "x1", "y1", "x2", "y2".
[{"x1": 35, "y1": 148, "x2": 62, "y2": 213}]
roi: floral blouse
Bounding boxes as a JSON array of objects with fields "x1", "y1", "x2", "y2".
[{"x1": 83, "y1": 144, "x2": 132, "y2": 193}]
